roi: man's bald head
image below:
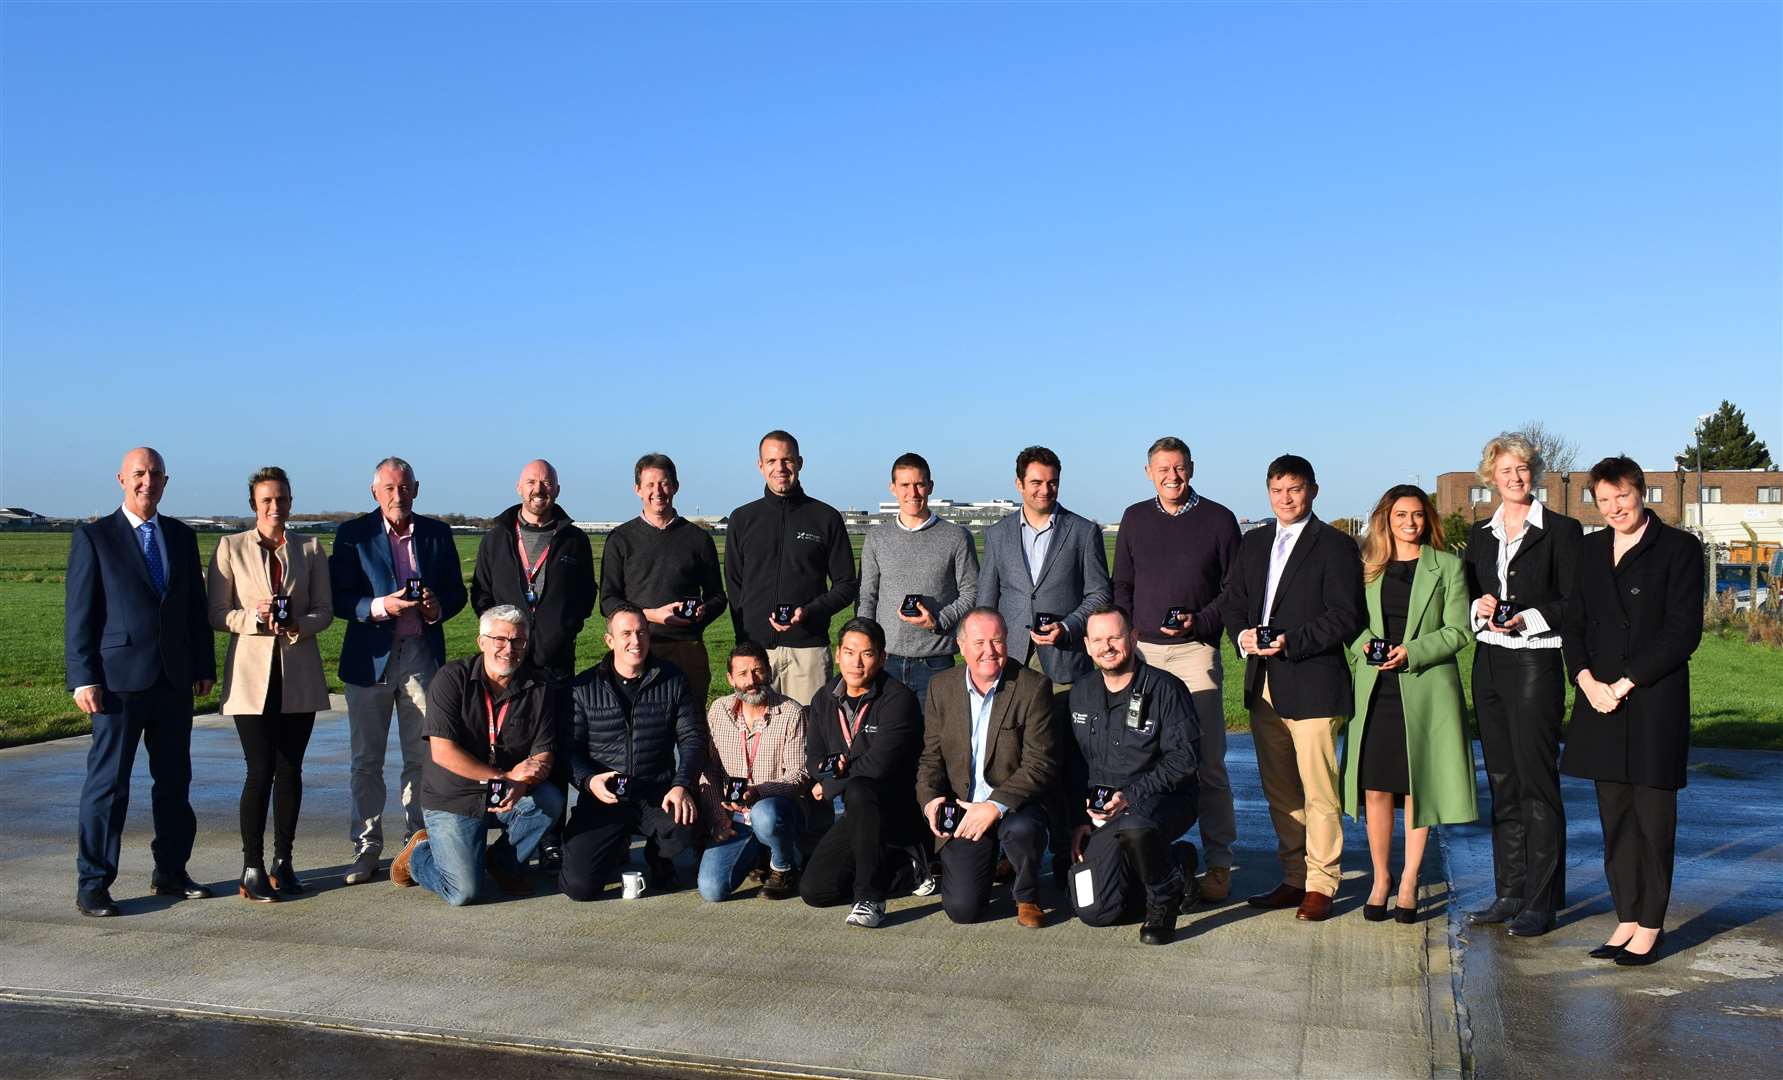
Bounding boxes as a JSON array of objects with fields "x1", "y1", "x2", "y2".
[
  {"x1": 516, "y1": 458, "x2": 561, "y2": 525},
  {"x1": 117, "y1": 447, "x2": 169, "y2": 519}
]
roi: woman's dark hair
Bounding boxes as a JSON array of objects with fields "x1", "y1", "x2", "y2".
[
  {"x1": 247, "y1": 465, "x2": 290, "y2": 507},
  {"x1": 1587, "y1": 455, "x2": 1645, "y2": 496}
]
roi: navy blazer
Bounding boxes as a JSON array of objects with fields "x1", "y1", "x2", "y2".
[
  {"x1": 330, "y1": 511, "x2": 468, "y2": 685},
  {"x1": 978, "y1": 505, "x2": 1112, "y2": 684},
  {"x1": 65, "y1": 509, "x2": 214, "y2": 695}
]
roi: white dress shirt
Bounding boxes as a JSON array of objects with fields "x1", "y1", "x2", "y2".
[
  {"x1": 1261, "y1": 517, "x2": 1308, "y2": 626},
  {"x1": 1472, "y1": 499, "x2": 1561, "y2": 650},
  {"x1": 965, "y1": 675, "x2": 1008, "y2": 814}
]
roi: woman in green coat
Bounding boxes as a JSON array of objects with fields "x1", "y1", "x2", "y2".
[{"x1": 1342, "y1": 485, "x2": 1479, "y2": 922}]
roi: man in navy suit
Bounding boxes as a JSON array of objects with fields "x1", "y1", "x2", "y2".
[
  {"x1": 65, "y1": 447, "x2": 216, "y2": 917},
  {"x1": 330, "y1": 456, "x2": 468, "y2": 884}
]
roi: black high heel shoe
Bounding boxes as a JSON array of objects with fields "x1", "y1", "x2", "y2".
[
  {"x1": 268, "y1": 857, "x2": 305, "y2": 896},
  {"x1": 1363, "y1": 901, "x2": 1389, "y2": 921},
  {"x1": 1394, "y1": 902, "x2": 1417, "y2": 924},
  {"x1": 1615, "y1": 929, "x2": 1665, "y2": 966},
  {"x1": 239, "y1": 866, "x2": 279, "y2": 903}
]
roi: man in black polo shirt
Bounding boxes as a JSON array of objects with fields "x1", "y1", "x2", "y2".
[
  {"x1": 798, "y1": 617, "x2": 926, "y2": 928},
  {"x1": 391, "y1": 605, "x2": 561, "y2": 906}
]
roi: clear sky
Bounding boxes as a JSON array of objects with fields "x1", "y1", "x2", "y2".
[{"x1": 3, "y1": 1, "x2": 1778, "y2": 524}]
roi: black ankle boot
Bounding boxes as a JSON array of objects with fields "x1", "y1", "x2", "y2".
[
  {"x1": 239, "y1": 865, "x2": 279, "y2": 903},
  {"x1": 1140, "y1": 898, "x2": 1178, "y2": 946},
  {"x1": 269, "y1": 857, "x2": 305, "y2": 896}
]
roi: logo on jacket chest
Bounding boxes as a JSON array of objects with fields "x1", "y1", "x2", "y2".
[{"x1": 795, "y1": 531, "x2": 823, "y2": 543}]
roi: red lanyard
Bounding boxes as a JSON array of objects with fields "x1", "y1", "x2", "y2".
[
  {"x1": 481, "y1": 684, "x2": 511, "y2": 765},
  {"x1": 738, "y1": 723, "x2": 763, "y2": 783},
  {"x1": 837, "y1": 699, "x2": 870, "y2": 749},
  {"x1": 514, "y1": 522, "x2": 550, "y2": 587}
]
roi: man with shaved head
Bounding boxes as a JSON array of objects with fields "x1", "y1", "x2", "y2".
[
  {"x1": 66, "y1": 447, "x2": 217, "y2": 916},
  {"x1": 471, "y1": 458, "x2": 596, "y2": 869}
]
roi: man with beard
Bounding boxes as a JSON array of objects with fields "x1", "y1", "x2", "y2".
[
  {"x1": 471, "y1": 458, "x2": 597, "y2": 870},
  {"x1": 391, "y1": 606, "x2": 560, "y2": 905},
  {"x1": 695, "y1": 642, "x2": 808, "y2": 901},
  {"x1": 1066, "y1": 606, "x2": 1200, "y2": 945}
]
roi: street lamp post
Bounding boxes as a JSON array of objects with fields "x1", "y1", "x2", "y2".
[{"x1": 1696, "y1": 413, "x2": 1713, "y2": 602}]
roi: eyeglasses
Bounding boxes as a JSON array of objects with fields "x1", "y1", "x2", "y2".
[{"x1": 480, "y1": 633, "x2": 525, "y2": 650}]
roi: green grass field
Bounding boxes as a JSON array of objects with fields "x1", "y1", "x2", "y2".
[{"x1": 3, "y1": 531, "x2": 1779, "y2": 751}]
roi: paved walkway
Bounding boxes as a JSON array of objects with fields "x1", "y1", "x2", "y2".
[{"x1": 1, "y1": 708, "x2": 1454, "y2": 1079}]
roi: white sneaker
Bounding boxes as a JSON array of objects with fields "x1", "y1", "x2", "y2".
[
  {"x1": 910, "y1": 853, "x2": 938, "y2": 897},
  {"x1": 846, "y1": 899, "x2": 885, "y2": 928}
]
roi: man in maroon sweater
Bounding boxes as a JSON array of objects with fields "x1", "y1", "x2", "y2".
[{"x1": 1112, "y1": 437, "x2": 1242, "y2": 900}]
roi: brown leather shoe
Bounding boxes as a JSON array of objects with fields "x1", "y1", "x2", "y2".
[
  {"x1": 389, "y1": 829, "x2": 426, "y2": 888},
  {"x1": 1246, "y1": 882, "x2": 1306, "y2": 909},
  {"x1": 1295, "y1": 891, "x2": 1333, "y2": 921},
  {"x1": 1199, "y1": 866, "x2": 1232, "y2": 902},
  {"x1": 1016, "y1": 901, "x2": 1045, "y2": 928}
]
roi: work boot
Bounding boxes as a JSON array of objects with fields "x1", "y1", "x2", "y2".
[
  {"x1": 760, "y1": 867, "x2": 799, "y2": 901},
  {"x1": 1198, "y1": 866, "x2": 1232, "y2": 902},
  {"x1": 1140, "y1": 897, "x2": 1178, "y2": 945}
]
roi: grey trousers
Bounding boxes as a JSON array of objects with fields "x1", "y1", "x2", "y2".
[{"x1": 344, "y1": 636, "x2": 436, "y2": 856}]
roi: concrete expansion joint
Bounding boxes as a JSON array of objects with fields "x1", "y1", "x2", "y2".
[{"x1": 1436, "y1": 829, "x2": 1476, "y2": 1080}]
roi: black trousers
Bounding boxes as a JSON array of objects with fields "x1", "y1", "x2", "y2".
[
  {"x1": 233, "y1": 661, "x2": 317, "y2": 865},
  {"x1": 558, "y1": 785, "x2": 696, "y2": 901},
  {"x1": 76, "y1": 674, "x2": 195, "y2": 895},
  {"x1": 938, "y1": 804, "x2": 1050, "y2": 923},
  {"x1": 800, "y1": 779, "x2": 921, "y2": 906},
  {"x1": 1596, "y1": 780, "x2": 1678, "y2": 928},
  {"x1": 1473, "y1": 644, "x2": 1567, "y2": 913},
  {"x1": 1072, "y1": 804, "x2": 1195, "y2": 926}
]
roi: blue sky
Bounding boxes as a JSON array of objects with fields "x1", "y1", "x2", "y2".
[{"x1": 3, "y1": 1, "x2": 1778, "y2": 523}]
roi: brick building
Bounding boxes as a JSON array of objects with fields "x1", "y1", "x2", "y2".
[{"x1": 1434, "y1": 467, "x2": 1782, "y2": 561}]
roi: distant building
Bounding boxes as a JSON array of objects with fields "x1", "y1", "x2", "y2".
[{"x1": 0, "y1": 506, "x2": 44, "y2": 527}]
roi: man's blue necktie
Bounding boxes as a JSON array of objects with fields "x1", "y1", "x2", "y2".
[{"x1": 138, "y1": 522, "x2": 166, "y2": 594}]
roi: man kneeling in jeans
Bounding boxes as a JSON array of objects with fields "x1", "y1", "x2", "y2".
[
  {"x1": 798, "y1": 617, "x2": 926, "y2": 928},
  {"x1": 392, "y1": 605, "x2": 561, "y2": 904},
  {"x1": 696, "y1": 642, "x2": 809, "y2": 901}
]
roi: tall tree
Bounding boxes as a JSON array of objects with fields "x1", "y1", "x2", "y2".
[
  {"x1": 1515, "y1": 419, "x2": 1579, "y2": 478},
  {"x1": 1675, "y1": 400, "x2": 1773, "y2": 470}
]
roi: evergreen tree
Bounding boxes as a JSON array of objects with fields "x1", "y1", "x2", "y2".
[{"x1": 1676, "y1": 400, "x2": 1773, "y2": 470}]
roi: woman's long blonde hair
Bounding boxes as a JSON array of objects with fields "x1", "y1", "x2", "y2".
[{"x1": 1361, "y1": 484, "x2": 1444, "y2": 584}]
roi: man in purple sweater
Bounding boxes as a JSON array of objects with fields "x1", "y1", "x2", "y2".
[{"x1": 1112, "y1": 437, "x2": 1242, "y2": 900}]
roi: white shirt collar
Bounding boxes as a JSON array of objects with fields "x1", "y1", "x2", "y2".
[
  {"x1": 120, "y1": 506, "x2": 158, "y2": 530},
  {"x1": 895, "y1": 512, "x2": 936, "y2": 533},
  {"x1": 1488, "y1": 498, "x2": 1546, "y2": 536}
]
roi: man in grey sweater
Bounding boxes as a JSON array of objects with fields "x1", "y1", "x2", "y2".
[{"x1": 856, "y1": 453, "x2": 978, "y2": 706}]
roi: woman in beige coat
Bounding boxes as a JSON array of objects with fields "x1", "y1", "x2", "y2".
[{"x1": 208, "y1": 466, "x2": 333, "y2": 902}]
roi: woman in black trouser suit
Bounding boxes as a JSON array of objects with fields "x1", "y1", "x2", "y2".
[
  {"x1": 1561, "y1": 456, "x2": 1703, "y2": 966},
  {"x1": 1462, "y1": 434, "x2": 1582, "y2": 938}
]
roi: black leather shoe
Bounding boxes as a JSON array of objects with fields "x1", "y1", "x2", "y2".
[
  {"x1": 149, "y1": 873, "x2": 213, "y2": 900},
  {"x1": 1139, "y1": 899, "x2": 1179, "y2": 945},
  {"x1": 77, "y1": 889, "x2": 119, "y2": 917},
  {"x1": 1506, "y1": 909, "x2": 1556, "y2": 937},
  {"x1": 1615, "y1": 929, "x2": 1665, "y2": 966},
  {"x1": 238, "y1": 866, "x2": 279, "y2": 903},
  {"x1": 268, "y1": 858, "x2": 305, "y2": 896},
  {"x1": 537, "y1": 843, "x2": 563, "y2": 873},
  {"x1": 1588, "y1": 941, "x2": 1627, "y2": 960},
  {"x1": 1467, "y1": 897, "x2": 1523, "y2": 924},
  {"x1": 1363, "y1": 902, "x2": 1389, "y2": 922}
]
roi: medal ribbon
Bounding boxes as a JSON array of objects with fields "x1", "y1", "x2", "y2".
[
  {"x1": 836, "y1": 699, "x2": 869, "y2": 750},
  {"x1": 514, "y1": 521, "x2": 550, "y2": 601},
  {"x1": 482, "y1": 683, "x2": 512, "y2": 766}
]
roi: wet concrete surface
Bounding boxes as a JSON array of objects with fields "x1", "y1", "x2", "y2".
[
  {"x1": 0, "y1": 707, "x2": 1455, "y2": 1079},
  {"x1": 1444, "y1": 746, "x2": 1783, "y2": 1078},
  {"x1": 0, "y1": 997, "x2": 712, "y2": 1079}
]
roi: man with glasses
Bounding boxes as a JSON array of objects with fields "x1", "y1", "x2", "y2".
[{"x1": 391, "y1": 606, "x2": 561, "y2": 904}]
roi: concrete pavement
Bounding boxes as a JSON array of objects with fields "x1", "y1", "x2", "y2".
[{"x1": 1, "y1": 706, "x2": 1455, "y2": 1079}]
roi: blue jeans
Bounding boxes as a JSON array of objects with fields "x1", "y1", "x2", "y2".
[
  {"x1": 410, "y1": 783, "x2": 565, "y2": 907},
  {"x1": 884, "y1": 654, "x2": 954, "y2": 708},
  {"x1": 696, "y1": 796, "x2": 804, "y2": 902}
]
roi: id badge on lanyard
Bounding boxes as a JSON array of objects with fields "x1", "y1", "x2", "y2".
[{"x1": 515, "y1": 522, "x2": 548, "y2": 607}]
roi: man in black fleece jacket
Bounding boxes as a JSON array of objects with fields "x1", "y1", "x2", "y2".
[
  {"x1": 470, "y1": 459, "x2": 597, "y2": 681},
  {"x1": 725, "y1": 430, "x2": 860, "y2": 706},
  {"x1": 558, "y1": 606, "x2": 706, "y2": 900},
  {"x1": 798, "y1": 618, "x2": 926, "y2": 928}
]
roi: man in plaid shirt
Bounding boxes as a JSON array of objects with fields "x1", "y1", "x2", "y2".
[{"x1": 695, "y1": 642, "x2": 810, "y2": 901}]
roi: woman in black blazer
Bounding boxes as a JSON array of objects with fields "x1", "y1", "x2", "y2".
[
  {"x1": 1461, "y1": 433, "x2": 1583, "y2": 937},
  {"x1": 1561, "y1": 456, "x2": 1703, "y2": 966}
]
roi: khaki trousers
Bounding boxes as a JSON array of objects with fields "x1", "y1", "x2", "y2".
[
  {"x1": 1137, "y1": 640, "x2": 1236, "y2": 869},
  {"x1": 768, "y1": 645, "x2": 832, "y2": 707},
  {"x1": 1249, "y1": 675, "x2": 1343, "y2": 896},
  {"x1": 650, "y1": 638, "x2": 712, "y2": 709}
]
